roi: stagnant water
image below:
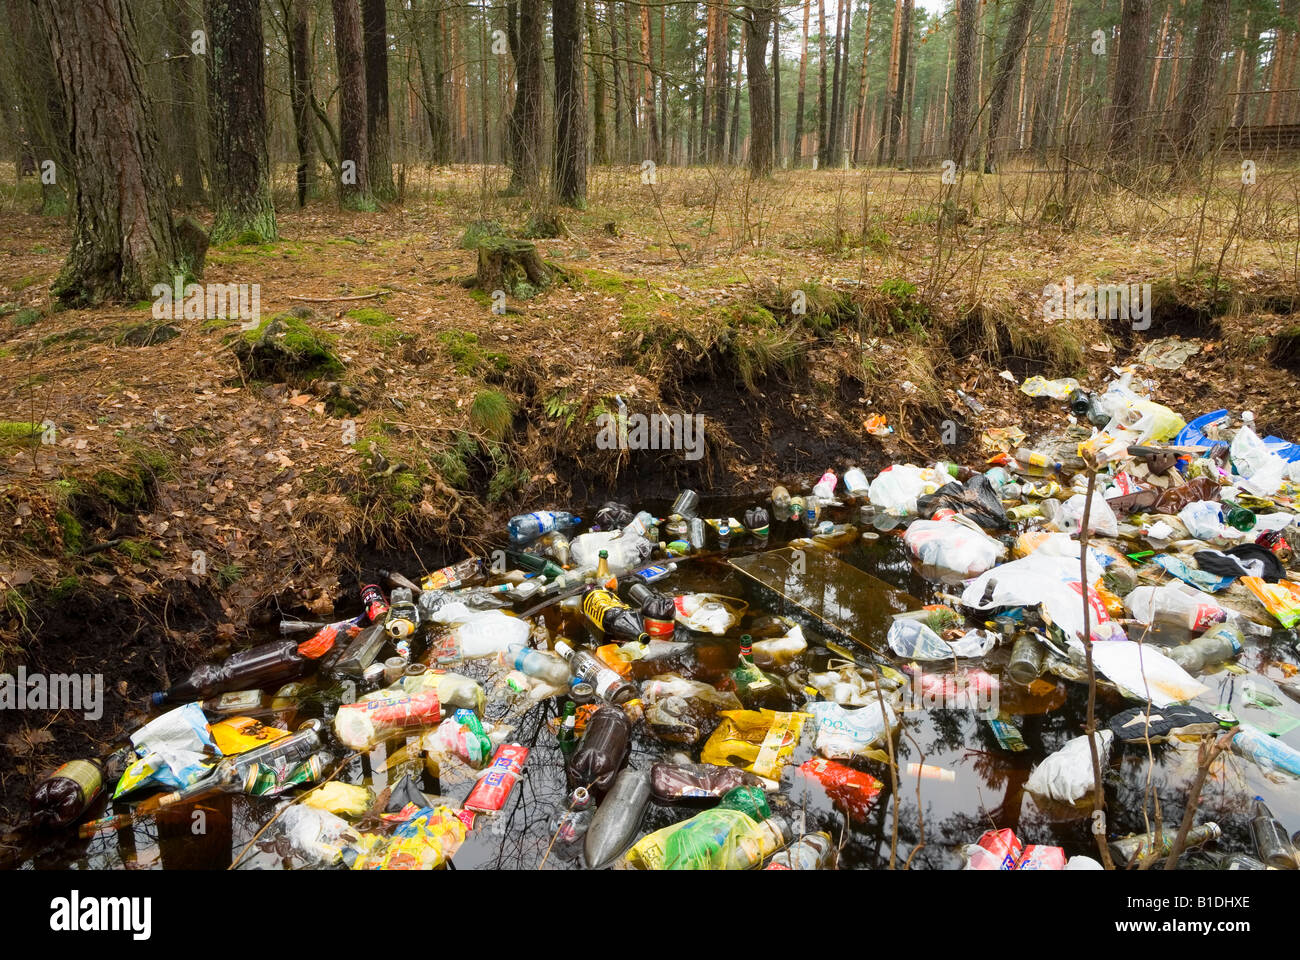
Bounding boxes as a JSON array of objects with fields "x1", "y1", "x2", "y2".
[{"x1": 19, "y1": 495, "x2": 1300, "y2": 869}]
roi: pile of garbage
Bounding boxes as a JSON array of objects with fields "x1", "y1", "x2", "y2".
[{"x1": 26, "y1": 368, "x2": 1300, "y2": 870}]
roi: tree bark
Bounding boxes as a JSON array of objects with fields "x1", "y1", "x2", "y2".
[
  {"x1": 851, "y1": 0, "x2": 873, "y2": 164},
  {"x1": 877, "y1": 0, "x2": 902, "y2": 163},
  {"x1": 288, "y1": 0, "x2": 318, "y2": 205},
  {"x1": 332, "y1": 0, "x2": 372, "y2": 206},
  {"x1": 1111, "y1": 0, "x2": 1151, "y2": 155},
  {"x1": 983, "y1": 0, "x2": 1033, "y2": 172},
  {"x1": 46, "y1": 0, "x2": 194, "y2": 305},
  {"x1": 713, "y1": 2, "x2": 731, "y2": 161},
  {"x1": 170, "y1": 0, "x2": 206, "y2": 206},
  {"x1": 639, "y1": 1, "x2": 661, "y2": 162},
  {"x1": 794, "y1": 0, "x2": 811, "y2": 165},
  {"x1": 884, "y1": 0, "x2": 911, "y2": 163},
  {"x1": 362, "y1": 0, "x2": 396, "y2": 201},
  {"x1": 745, "y1": 0, "x2": 775, "y2": 176},
  {"x1": 1232, "y1": 11, "x2": 1254, "y2": 127},
  {"x1": 586, "y1": 0, "x2": 608, "y2": 163},
  {"x1": 826, "y1": 0, "x2": 843, "y2": 166},
  {"x1": 410, "y1": 0, "x2": 451, "y2": 164},
  {"x1": 507, "y1": 0, "x2": 544, "y2": 190},
  {"x1": 772, "y1": 4, "x2": 782, "y2": 166},
  {"x1": 817, "y1": 0, "x2": 828, "y2": 164},
  {"x1": 949, "y1": 0, "x2": 977, "y2": 166},
  {"x1": 554, "y1": 0, "x2": 588, "y2": 202},
  {"x1": 1174, "y1": 0, "x2": 1230, "y2": 168},
  {"x1": 5, "y1": 0, "x2": 71, "y2": 215}
]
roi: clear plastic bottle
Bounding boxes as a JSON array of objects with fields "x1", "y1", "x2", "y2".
[
  {"x1": 1248, "y1": 797, "x2": 1297, "y2": 869},
  {"x1": 499, "y1": 642, "x2": 571, "y2": 686},
  {"x1": 843, "y1": 467, "x2": 870, "y2": 497},
  {"x1": 1109, "y1": 822, "x2": 1221, "y2": 866},
  {"x1": 670, "y1": 489, "x2": 700, "y2": 519},
  {"x1": 764, "y1": 831, "x2": 835, "y2": 869},
  {"x1": 552, "y1": 786, "x2": 595, "y2": 860},
  {"x1": 771, "y1": 485, "x2": 791, "y2": 518},
  {"x1": 812, "y1": 470, "x2": 837, "y2": 501},
  {"x1": 1163, "y1": 623, "x2": 1243, "y2": 674},
  {"x1": 507, "y1": 510, "x2": 582, "y2": 544}
]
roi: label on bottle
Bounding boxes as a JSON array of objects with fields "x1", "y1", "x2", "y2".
[
  {"x1": 527, "y1": 511, "x2": 558, "y2": 534},
  {"x1": 213, "y1": 690, "x2": 263, "y2": 712},
  {"x1": 582, "y1": 589, "x2": 628, "y2": 630},
  {"x1": 51, "y1": 760, "x2": 103, "y2": 805},
  {"x1": 422, "y1": 566, "x2": 462, "y2": 592}
]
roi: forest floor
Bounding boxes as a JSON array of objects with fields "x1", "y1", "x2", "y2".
[{"x1": 0, "y1": 160, "x2": 1298, "y2": 830}]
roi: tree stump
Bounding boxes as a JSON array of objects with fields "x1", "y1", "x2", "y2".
[{"x1": 474, "y1": 236, "x2": 551, "y2": 299}]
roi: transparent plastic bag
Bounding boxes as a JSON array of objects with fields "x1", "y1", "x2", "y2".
[
  {"x1": 868, "y1": 465, "x2": 928, "y2": 514},
  {"x1": 904, "y1": 518, "x2": 1006, "y2": 578},
  {"x1": 887, "y1": 618, "x2": 997, "y2": 660},
  {"x1": 1026, "y1": 731, "x2": 1113, "y2": 804},
  {"x1": 1054, "y1": 492, "x2": 1118, "y2": 537}
]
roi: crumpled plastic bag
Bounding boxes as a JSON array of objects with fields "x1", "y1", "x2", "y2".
[
  {"x1": 276, "y1": 805, "x2": 365, "y2": 868},
  {"x1": 1242, "y1": 577, "x2": 1300, "y2": 629},
  {"x1": 1020, "y1": 376, "x2": 1080, "y2": 400},
  {"x1": 351, "y1": 805, "x2": 467, "y2": 870},
  {"x1": 805, "y1": 662, "x2": 895, "y2": 707},
  {"x1": 301, "y1": 781, "x2": 374, "y2": 819},
  {"x1": 904, "y1": 517, "x2": 1007, "y2": 578},
  {"x1": 961, "y1": 553, "x2": 1123, "y2": 644},
  {"x1": 1026, "y1": 731, "x2": 1113, "y2": 804},
  {"x1": 917, "y1": 475, "x2": 1008, "y2": 528},
  {"x1": 114, "y1": 702, "x2": 217, "y2": 798},
  {"x1": 1089, "y1": 640, "x2": 1209, "y2": 706},
  {"x1": 1178, "y1": 500, "x2": 1226, "y2": 540},
  {"x1": 868, "y1": 464, "x2": 928, "y2": 515},
  {"x1": 1054, "y1": 492, "x2": 1118, "y2": 537},
  {"x1": 700, "y1": 709, "x2": 809, "y2": 780},
  {"x1": 1152, "y1": 554, "x2": 1233, "y2": 593},
  {"x1": 887, "y1": 618, "x2": 998, "y2": 660},
  {"x1": 805, "y1": 700, "x2": 896, "y2": 759},
  {"x1": 1231, "y1": 425, "x2": 1287, "y2": 496}
]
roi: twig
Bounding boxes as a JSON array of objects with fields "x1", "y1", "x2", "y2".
[
  {"x1": 1162, "y1": 728, "x2": 1235, "y2": 869},
  {"x1": 288, "y1": 292, "x2": 385, "y2": 303}
]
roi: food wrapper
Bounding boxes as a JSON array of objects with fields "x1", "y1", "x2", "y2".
[
  {"x1": 209, "y1": 716, "x2": 289, "y2": 756},
  {"x1": 700, "y1": 709, "x2": 808, "y2": 780},
  {"x1": 350, "y1": 805, "x2": 467, "y2": 870},
  {"x1": 1242, "y1": 577, "x2": 1300, "y2": 629},
  {"x1": 464, "y1": 743, "x2": 529, "y2": 812},
  {"x1": 301, "y1": 781, "x2": 374, "y2": 818},
  {"x1": 114, "y1": 702, "x2": 216, "y2": 798},
  {"x1": 333, "y1": 690, "x2": 442, "y2": 750}
]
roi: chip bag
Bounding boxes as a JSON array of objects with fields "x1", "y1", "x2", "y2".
[
  {"x1": 700, "y1": 709, "x2": 808, "y2": 780},
  {"x1": 1242, "y1": 577, "x2": 1300, "y2": 629},
  {"x1": 350, "y1": 805, "x2": 466, "y2": 870},
  {"x1": 209, "y1": 716, "x2": 289, "y2": 756}
]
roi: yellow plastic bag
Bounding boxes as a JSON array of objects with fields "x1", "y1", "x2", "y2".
[
  {"x1": 350, "y1": 805, "x2": 466, "y2": 870},
  {"x1": 301, "y1": 781, "x2": 373, "y2": 818},
  {"x1": 1242, "y1": 577, "x2": 1300, "y2": 629},
  {"x1": 700, "y1": 709, "x2": 808, "y2": 780}
]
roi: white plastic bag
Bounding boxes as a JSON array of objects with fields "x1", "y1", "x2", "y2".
[
  {"x1": 571, "y1": 530, "x2": 654, "y2": 573},
  {"x1": 1089, "y1": 639, "x2": 1209, "y2": 706},
  {"x1": 961, "y1": 553, "x2": 1123, "y2": 644},
  {"x1": 1178, "y1": 501, "x2": 1226, "y2": 541},
  {"x1": 904, "y1": 518, "x2": 1006, "y2": 578},
  {"x1": 887, "y1": 618, "x2": 998, "y2": 660},
  {"x1": 868, "y1": 465, "x2": 928, "y2": 515},
  {"x1": 806, "y1": 700, "x2": 896, "y2": 759},
  {"x1": 1026, "y1": 731, "x2": 1113, "y2": 804},
  {"x1": 1055, "y1": 492, "x2": 1118, "y2": 537},
  {"x1": 450, "y1": 610, "x2": 531, "y2": 658},
  {"x1": 1230, "y1": 426, "x2": 1287, "y2": 496}
]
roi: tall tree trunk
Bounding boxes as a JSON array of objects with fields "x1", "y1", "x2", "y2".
[
  {"x1": 833, "y1": 0, "x2": 851, "y2": 162},
  {"x1": 983, "y1": 0, "x2": 1033, "y2": 172},
  {"x1": 624, "y1": 1, "x2": 641, "y2": 158},
  {"x1": 713, "y1": 2, "x2": 731, "y2": 161},
  {"x1": 949, "y1": 0, "x2": 977, "y2": 166},
  {"x1": 1147, "y1": 0, "x2": 1171, "y2": 112},
  {"x1": 730, "y1": 26, "x2": 744, "y2": 161},
  {"x1": 609, "y1": 0, "x2": 623, "y2": 150},
  {"x1": 332, "y1": 0, "x2": 372, "y2": 206},
  {"x1": 5, "y1": 0, "x2": 71, "y2": 215},
  {"x1": 411, "y1": 0, "x2": 451, "y2": 164},
  {"x1": 745, "y1": 0, "x2": 774, "y2": 176},
  {"x1": 826, "y1": 0, "x2": 843, "y2": 166},
  {"x1": 362, "y1": 0, "x2": 396, "y2": 201},
  {"x1": 877, "y1": 0, "x2": 902, "y2": 163},
  {"x1": 507, "y1": 0, "x2": 545, "y2": 189},
  {"x1": 851, "y1": 0, "x2": 873, "y2": 164},
  {"x1": 169, "y1": 0, "x2": 206, "y2": 206},
  {"x1": 586, "y1": 0, "x2": 608, "y2": 163},
  {"x1": 703, "y1": 0, "x2": 716, "y2": 158},
  {"x1": 206, "y1": 0, "x2": 277, "y2": 241},
  {"x1": 554, "y1": 0, "x2": 588, "y2": 201},
  {"x1": 1266, "y1": 1, "x2": 1290, "y2": 124},
  {"x1": 794, "y1": 0, "x2": 811, "y2": 164},
  {"x1": 46, "y1": 0, "x2": 194, "y2": 305},
  {"x1": 1160, "y1": 0, "x2": 1186, "y2": 125},
  {"x1": 639, "y1": 1, "x2": 661, "y2": 162},
  {"x1": 1110, "y1": 0, "x2": 1151, "y2": 156},
  {"x1": 817, "y1": 0, "x2": 828, "y2": 164},
  {"x1": 772, "y1": 5, "x2": 782, "y2": 166},
  {"x1": 884, "y1": 0, "x2": 910, "y2": 163},
  {"x1": 1232, "y1": 10, "x2": 1254, "y2": 127},
  {"x1": 288, "y1": 0, "x2": 318, "y2": 205},
  {"x1": 1174, "y1": 0, "x2": 1230, "y2": 168}
]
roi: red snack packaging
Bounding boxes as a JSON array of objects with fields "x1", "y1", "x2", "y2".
[
  {"x1": 465, "y1": 743, "x2": 529, "y2": 812},
  {"x1": 967, "y1": 828, "x2": 1023, "y2": 870},
  {"x1": 797, "y1": 757, "x2": 884, "y2": 821},
  {"x1": 1016, "y1": 844, "x2": 1067, "y2": 870}
]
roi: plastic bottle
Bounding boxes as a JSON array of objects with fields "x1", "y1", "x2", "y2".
[
  {"x1": 744, "y1": 506, "x2": 771, "y2": 538},
  {"x1": 441, "y1": 610, "x2": 531, "y2": 660},
  {"x1": 537, "y1": 531, "x2": 572, "y2": 566},
  {"x1": 507, "y1": 510, "x2": 581, "y2": 544},
  {"x1": 623, "y1": 511, "x2": 659, "y2": 541},
  {"x1": 331, "y1": 623, "x2": 389, "y2": 678},
  {"x1": 1125, "y1": 584, "x2": 1228, "y2": 633},
  {"x1": 771, "y1": 486, "x2": 791, "y2": 519},
  {"x1": 650, "y1": 761, "x2": 770, "y2": 802},
  {"x1": 507, "y1": 550, "x2": 567, "y2": 582},
  {"x1": 554, "y1": 639, "x2": 639, "y2": 705},
  {"x1": 417, "y1": 557, "x2": 486, "y2": 592},
  {"x1": 498, "y1": 642, "x2": 571, "y2": 686},
  {"x1": 813, "y1": 469, "x2": 837, "y2": 501},
  {"x1": 1248, "y1": 797, "x2": 1297, "y2": 869},
  {"x1": 765, "y1": 831, "x2": 835, "y2": 869},
  {"x1": 31, "y1": 759, "x2": 104, "y2": 828},
  {"x1": 152, "y1": 639, "x2": 309, "y2": 705},
  {"x1": 582, "y1": 589, "x2": 650, "y2": 642},
  {"x1": 657, "y1": 808, "x2": 789, "y2": 870},
  {"x1": 689, "y1": 517, "x2": 707, "y2": 551},
  {"x1": 585, "y1": 766, "x2": 652, "y2": 867},
  {"x1": 843, "y1": 467, "x2": 870, "y2": 497},
  {"x1": 1163, "y1": 623, "x2": 1243, "y2": 674},
  {"x1": 1109, "y1": 822, "x2": 1221, "y2": 866},
  {"x1": 567, "y1": 704, "x2": 632, "y2": 792},
  {"x1": 552, "y1": 786, "x2": 595, "y2": 860},
  {"x1": 391, "y1": 669, "x2": 486, "y2": 715},
  {"x1": 384, "y1": 588, "x2": 420, "y2": 640}
]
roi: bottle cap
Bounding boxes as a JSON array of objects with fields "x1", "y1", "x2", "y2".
[{"x1": 150, "y1": 691, "x2": 167, "y2": 707}]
